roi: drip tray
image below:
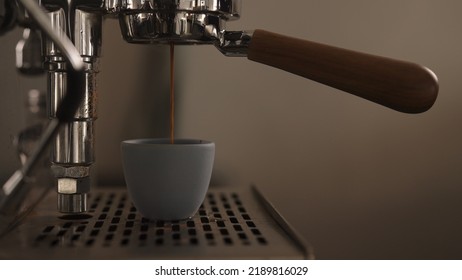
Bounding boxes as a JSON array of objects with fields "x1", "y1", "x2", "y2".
[{"x1": 0, "y1": 186, "x2": 312, "y2": 259}]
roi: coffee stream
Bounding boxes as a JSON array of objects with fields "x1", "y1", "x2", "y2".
[{"x1": 169, "y1": 43, "x2": 175, "y2": 144}]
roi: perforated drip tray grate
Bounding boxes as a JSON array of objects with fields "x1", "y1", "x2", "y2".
[{"x1": 0, "y1": 186, "x2": 312, "y2": 259}]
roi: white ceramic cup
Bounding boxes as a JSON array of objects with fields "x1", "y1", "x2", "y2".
[{"x1": 121, "y1": 138, "x2": 215, "y2": 221}]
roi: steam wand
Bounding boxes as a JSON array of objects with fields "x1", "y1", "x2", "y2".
[{"x1": 0, "y1": 0, "x2": 85, "y2": 212}]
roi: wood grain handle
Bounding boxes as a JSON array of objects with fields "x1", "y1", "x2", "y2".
[{"x1": 247, "y1": 29, "x2": 438, "y2": 113}]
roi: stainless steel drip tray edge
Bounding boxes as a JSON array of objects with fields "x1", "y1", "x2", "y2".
[
  {"x1": 0, "y1": 185, "x2": 311, "y2": 260},
  {"x1": 250, "y1": 185, "x2": 315, "y2": 260}
]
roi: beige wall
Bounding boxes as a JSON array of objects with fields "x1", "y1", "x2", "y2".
[{"x1": 1, "y1": 0, "x2": 462, "y2": 259}]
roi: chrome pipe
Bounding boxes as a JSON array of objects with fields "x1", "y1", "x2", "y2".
[{"x1": 41, "y1": 2, "x2": 102, "y2": 213}]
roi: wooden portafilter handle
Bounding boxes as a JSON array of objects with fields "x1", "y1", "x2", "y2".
[{"x1": 247, "y1": 29, "x2": 438, "y2": 113}]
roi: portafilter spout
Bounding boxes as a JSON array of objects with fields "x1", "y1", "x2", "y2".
[{"x1": 115, "y1": 0, "x2": 438, "y2": 113}]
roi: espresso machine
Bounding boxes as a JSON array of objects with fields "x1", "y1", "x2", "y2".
[{"x1": 0, "y1": 0, "x2": 438, "y2": 259}]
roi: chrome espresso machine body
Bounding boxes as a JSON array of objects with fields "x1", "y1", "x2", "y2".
[
  {"x1": 0, "y1": 0, "x2": 438, "y2": 259},
  {"x1": 1, "y1": 0, "x2": 251, "y2": 213}
]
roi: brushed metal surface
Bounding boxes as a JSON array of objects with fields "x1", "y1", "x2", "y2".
[{"x1": 0, "y1": 186, "x2": 312, "y2": 259}]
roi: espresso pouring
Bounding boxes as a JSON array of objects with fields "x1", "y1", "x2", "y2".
[{"x1": 170, "y1": 43, "x2": 175, "y2": 144}]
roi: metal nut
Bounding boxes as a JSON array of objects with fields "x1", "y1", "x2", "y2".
[
  {"x1": 52, "y1": 165, "x2": 91, "y2": 178},
  {"x1": 57, "y1": 177, "x2": 90, "y2": 194}
]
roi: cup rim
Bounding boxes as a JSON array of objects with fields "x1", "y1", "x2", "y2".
[{"x1": 122, "y1": 138, "x2": 214, "y2": 146}]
